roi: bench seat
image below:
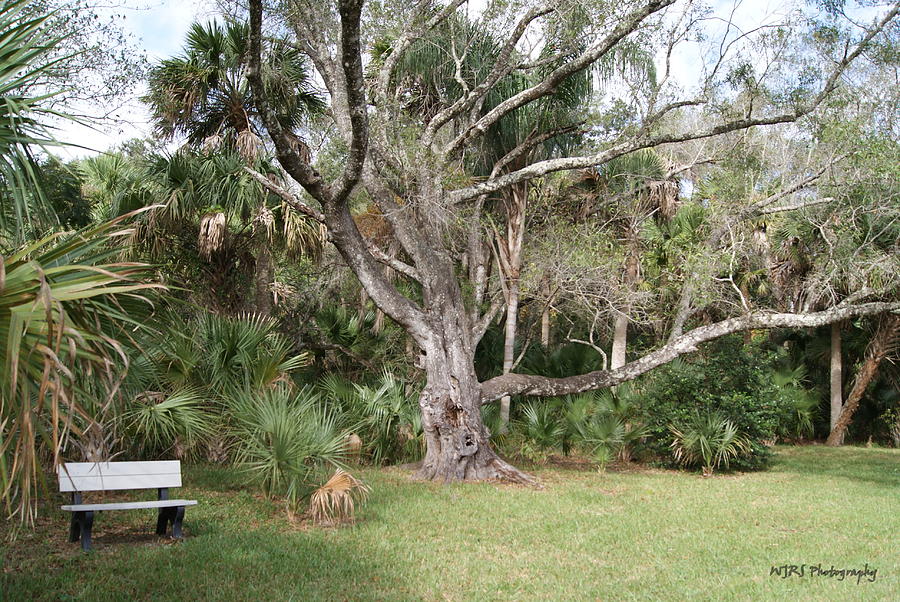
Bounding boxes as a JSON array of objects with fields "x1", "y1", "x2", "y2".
[{"x1": 61, "y1": 499, "x2": 198, "y2": 512}]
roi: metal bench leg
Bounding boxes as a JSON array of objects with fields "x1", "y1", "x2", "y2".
[
  {"x1": 171, "y1": 506, "x2": 185, "y2": 539},
  {"x1": 156, "y1": 507, "x2": 171, "y2": 535},
  {"x1": 78, "y1": 511, "x2": 95, "y2": 552},
  {"x1": 69, "y1": 513, "x2": 80, "y2": 542}
]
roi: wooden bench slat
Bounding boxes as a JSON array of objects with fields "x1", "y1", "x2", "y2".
[
  {"x1": 59, "y1": 461, "x2": 181, "y2": 477},
  {"x1": 59, "y1": 473, "x2": 182, "y2": 492},
  {"x1": 58, "y1": 461, "x2": 182, "y2": 492},
  {"x1": 61, "y1": 500, "x2": 198, "y2": 512}
]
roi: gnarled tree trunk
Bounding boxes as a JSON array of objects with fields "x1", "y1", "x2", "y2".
[{"x1": 415, "y1": 283, "x2": 535, "y2": 483}]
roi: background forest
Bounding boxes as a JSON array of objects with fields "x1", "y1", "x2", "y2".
[{"x1": 1, "y1": 0, "x2": 899, "y2": 523}]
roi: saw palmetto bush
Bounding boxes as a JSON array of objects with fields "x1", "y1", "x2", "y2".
[
  {"x1": 115, "y1": 310, "x2": 309, "y2": 460},
  {"x1": 518, "y1": 402, "x2": 565, "y2": 457},
  {"x1": 319, "y1": 370, "x2": 423, "y2": 466},
  {"x1": 121, "y1": 388, "x2": 216, "y2": 459},
  {"x1": 669, "y1": 412, "x2": 751, "y2": 477},
  {"x1": 564, "y1": 386, "x2": 647, "y2": 465},
  {"x1": 308, "y1": 468, "x2": 370, "y2": 525},
  {"x1": 227, "y1": 384, "x2": 348, "y2": 510},
  {"x1": 148, "y1": 311, "x2": 310, "y2": 394},
  {"x1": 771, "y1": 364, "x2": 818, "y2": 441}
]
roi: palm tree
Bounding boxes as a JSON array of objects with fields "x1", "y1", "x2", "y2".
[
  {"x1": 145, "y1": 20, "x2": 323, "y2": 148},
  {"x1": 573, "y1": 149, "x2": 680, "y2": 369},
  {"x1": 81, "y1": 146, "x2": 324, "y2": 315},
  {"x1": 0, "y1": 0, "x2": 163, "y2": 521},
  {"x1": 143, "y1": 19, "x2": 325, "y2": 314}
]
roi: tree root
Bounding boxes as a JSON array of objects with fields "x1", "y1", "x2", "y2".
[{"x1": 411, "y1": 454, "x2": 542, "y2": 488}]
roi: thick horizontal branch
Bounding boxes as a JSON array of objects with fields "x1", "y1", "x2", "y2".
[{"x1": 479, "y1": 301, "x2": 900, "y2": 402}]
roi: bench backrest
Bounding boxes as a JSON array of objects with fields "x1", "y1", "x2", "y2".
[{"x1": 58, "y1": 461, "x2": 182, "y2": 493}]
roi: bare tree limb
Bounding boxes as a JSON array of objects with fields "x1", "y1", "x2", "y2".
[
  {"x1": 243, "y1": 167, "x2": 326, "y2": 223},
  {"x1": 450, "y1": 3, "x2": 899, "y2": 203},
  {"x1": 481, "y1": 301, "x2": 900, "y2": 402},
  {"x1": 423, "y1": 4, "x2": 553, "y2": 148},
  {"x1": 444, "y1": 0, "x2": 677, "y2": 157}
]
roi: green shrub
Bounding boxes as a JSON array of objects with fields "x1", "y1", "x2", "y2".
[
  {"x1": 227, "y1": 384, "x2": 348, "y2": 509},
  {"x1": 518, "y1": 402, "x2": 566, "y2": 454},
  {"x1": 634, "y1": 336, "x2": 792, "y2": 471},
  {"x1": 669, "y1": 411, "x2": 751, "y2": 476},
  {"x1": 319, "y1": 370, "x2": 423, "y2": 466},
  {"x1": 771, "y1": 365, "x2": 818, "y2": 440},
  {"x1": 121, "y1": 388, "x2": 216, "y2": 459}
]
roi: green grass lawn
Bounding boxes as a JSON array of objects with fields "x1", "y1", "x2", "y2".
[{"x1": 1, "y1": 446, "x2": 897, "y2": 601}]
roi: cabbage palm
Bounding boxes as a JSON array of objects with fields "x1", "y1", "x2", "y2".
[
  {"x1": 145, "y1": 20, "x2": 323, "y2": 146},
  {"x1": 80, "y1": 147, "x2": 325, "y2": 313},
  {"x1": 143, "y1": 21, "x2": 325, "y2": 314}
]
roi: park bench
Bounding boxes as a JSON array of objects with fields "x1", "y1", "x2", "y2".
[{"x1": 58, "y1": 460, "x2": 197, "y2": 551}]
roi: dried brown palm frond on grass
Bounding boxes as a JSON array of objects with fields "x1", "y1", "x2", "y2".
[{"x1": 308, "y1": 469, "x2": 370, "y2": 526}]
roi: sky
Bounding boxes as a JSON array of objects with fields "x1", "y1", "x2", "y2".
[
  {"x1": 55, "y1": 0, "x2": 215, "y2": 158},
  {"x1": 53, "y1": 0, "x2": 886, "y2": 159}
]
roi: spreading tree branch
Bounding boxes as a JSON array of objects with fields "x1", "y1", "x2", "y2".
[{"x1": 480, "y1": 302, "x2": 900, "y2": 402}]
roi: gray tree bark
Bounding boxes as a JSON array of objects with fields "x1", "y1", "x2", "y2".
[
  {"x1": 829, "y1": 321, "x2": 842, "y2": 433},
  {"x1": 497, "y1": 183, "x2": 527, "y2": 432},
  {"x1": 827, "y1": 314, "x2": 900, "y2": 446}
]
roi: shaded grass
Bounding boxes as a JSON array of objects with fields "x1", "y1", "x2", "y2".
[{"x1": 1, "y1": 446, "x2": 897, "y2": 600}]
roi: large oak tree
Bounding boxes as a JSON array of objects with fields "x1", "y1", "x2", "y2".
[{"x1": 241, "y1": 0, "x2": 900, "y2": 482}]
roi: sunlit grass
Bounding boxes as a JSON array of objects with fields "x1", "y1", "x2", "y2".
[{"x1": 1, "y1": 446, "x2": 897, "y2": 600}]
